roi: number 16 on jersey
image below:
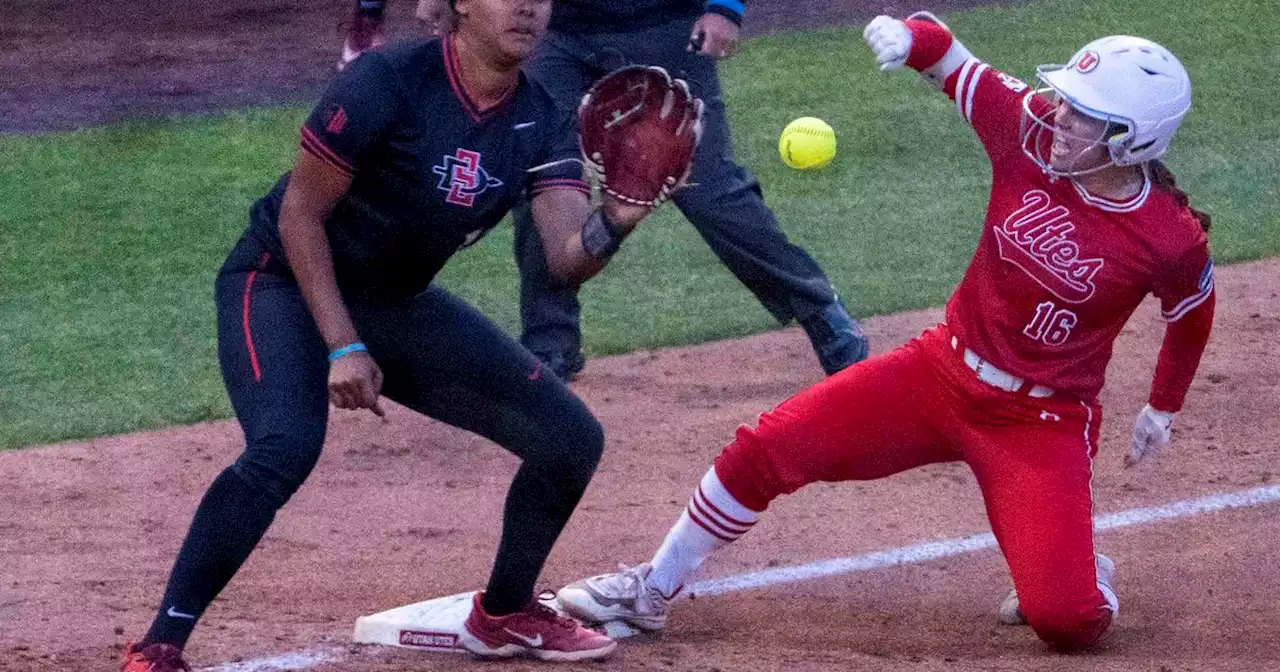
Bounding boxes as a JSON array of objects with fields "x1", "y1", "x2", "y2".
[{"x1": 1023, "y1": 301, "x2": 1078, "y2": 346}]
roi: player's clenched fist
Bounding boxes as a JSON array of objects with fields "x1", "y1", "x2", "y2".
[
  {"x1": 1125, "y1": 404, "x2": 1174, "y2": 467},
  {"x1": 329, "y1": 348, "x2": 386, "y2": 418},
  {"x1": 862, "y1": 15, "x2": 912, "y2": 71}
]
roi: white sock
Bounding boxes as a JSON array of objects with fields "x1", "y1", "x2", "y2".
[{"x1": 647, "y1": 467, "x2": 759, "y2": 597}]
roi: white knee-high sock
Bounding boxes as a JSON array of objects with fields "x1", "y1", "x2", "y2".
[{"x1": 646, "y1": 467, "x2": 759, "y2": 597}]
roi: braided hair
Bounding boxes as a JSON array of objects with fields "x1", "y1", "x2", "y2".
[
  {"x1": 1150, "y1": 160, "x2": 1211, "y2": 232},
  {"x1": 1106, "y1": 120, "x2": 1211, "y2": 233}
]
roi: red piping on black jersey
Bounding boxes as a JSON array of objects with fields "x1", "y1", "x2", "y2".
[
  {"x1": 300, "y1": 126, "x2": 355, "y2": 176},
  {"x1": 443, "y1": 35, "x2": 516, "y2": 123}
]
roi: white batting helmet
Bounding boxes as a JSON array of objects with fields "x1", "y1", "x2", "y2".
[{"x1": 1021, "y1": 35, "x2": 1192, "y2": 175}]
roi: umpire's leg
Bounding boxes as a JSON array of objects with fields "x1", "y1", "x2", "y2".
[
  {"x1": 601, "y1": 20, "x2": 869, "y2": 374},
  {"x1": 512, "y1": 35, "x2": 596, "y2": 377},
  {"x1": 672, "y1": 54, "x2": 837, "y2": 325}
]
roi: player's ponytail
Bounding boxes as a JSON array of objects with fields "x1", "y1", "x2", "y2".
[{"x1": 1149, "y1": 160, "x2": 1211, "y2": 232}]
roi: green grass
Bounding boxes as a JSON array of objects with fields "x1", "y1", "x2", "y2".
[{"x1": 1, "y1": 0, "x2": 1276, "y2": 449}]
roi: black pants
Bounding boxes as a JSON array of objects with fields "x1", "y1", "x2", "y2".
[
  {"x1": 145, "y1": 234, "x2": 604, "y2": 647},
  {"x1": 514, "y1": 19, "x2": 840, "y2": 357}
]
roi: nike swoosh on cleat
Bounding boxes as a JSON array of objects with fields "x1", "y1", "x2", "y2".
[
  {"x1": 583, "y1": 585, "x2": 636, "y2": 608},
  {"x1": 167, "y1": 606, "x2": 197, "y2": 620},
  {"x1": 503, "y1": 629, "x2": 543, "y2": 647}
]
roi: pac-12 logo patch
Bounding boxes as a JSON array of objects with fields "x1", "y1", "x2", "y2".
[
  {"x1": 433, "y1": 148, "x2": 503, "y2": 207},
  {"x1": 1075, "y1": 50, "x2": 1100, "y2": 73}
]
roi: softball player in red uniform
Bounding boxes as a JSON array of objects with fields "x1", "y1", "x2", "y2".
[{"x1": 557, "y1": 12, "x2": 1215, "y2": 651}]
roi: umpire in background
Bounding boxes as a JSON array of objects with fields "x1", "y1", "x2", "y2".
[{"x1": 401, "y1": 0, "x2": 869, "y2": 379}]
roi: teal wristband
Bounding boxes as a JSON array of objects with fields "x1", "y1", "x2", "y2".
[{"x1": 328, "y1": 342, "x2": 368, "y2": 362}]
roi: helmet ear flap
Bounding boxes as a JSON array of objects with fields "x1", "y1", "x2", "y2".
[
  {"x1": 1101, "y1": 120, "x2": 1135, "y2": 165},
  {"x1": 1106, "y1": 121, "x2": 1130, "y2": 146}
]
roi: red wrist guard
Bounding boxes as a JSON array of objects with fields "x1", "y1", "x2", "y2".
[{"x1": 903, "y1": 19, "x2": 954, "y2": 71}]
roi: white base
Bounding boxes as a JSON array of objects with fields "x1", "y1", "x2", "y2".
[{"x1": 352, "y1": 591, "x2": 640, "y2": 654}]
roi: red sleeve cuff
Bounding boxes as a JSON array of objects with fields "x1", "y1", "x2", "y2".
[{"x1": 904, "y1": 19, "x2": 954, "y2": 71}]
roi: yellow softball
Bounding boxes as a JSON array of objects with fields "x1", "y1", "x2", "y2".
[{"x1": 778, "y1": 117, "x2": 837, "y2": 170}]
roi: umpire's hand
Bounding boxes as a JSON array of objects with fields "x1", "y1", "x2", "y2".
[
  {"x1": 416, "y1": 0, "x2": 454, "y2": 37},
  {"x1": 330, "y1": 351, "x2": 386, "y2": 418},
  {"x1": 690, "y1": 12, "x2": 739, "y2": 59}
]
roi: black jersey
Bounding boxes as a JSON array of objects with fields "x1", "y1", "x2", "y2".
[{"x1": 246, "y1": 36, "x2": 587, "y2": 301}]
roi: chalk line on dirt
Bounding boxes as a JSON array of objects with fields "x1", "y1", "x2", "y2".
[{"x1": 202, "y1": 483, "x2": 1280, "y2": 671}]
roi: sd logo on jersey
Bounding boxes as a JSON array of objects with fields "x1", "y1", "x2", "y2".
[{"x1": 433, "y1": 148, "x2": 503, "y2": 207}]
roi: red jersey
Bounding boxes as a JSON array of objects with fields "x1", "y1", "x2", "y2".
[{"x1": 940, "y1": 59, "x2": 1214, "y2": 403}]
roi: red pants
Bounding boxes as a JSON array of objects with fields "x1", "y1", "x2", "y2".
[{"x1": 715, "y1": 324, "x2": 1113, "y2": 650}]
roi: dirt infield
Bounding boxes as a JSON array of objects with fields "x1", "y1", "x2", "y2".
[
  {"x1": 5, "y1": 1, "x2": 1280, "y2": 671},
  {"x1": 4, "y1": 258, "x2": 1279, "y2": 671}
]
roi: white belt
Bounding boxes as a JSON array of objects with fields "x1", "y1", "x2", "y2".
[{"x1": 950, "y1": 336, "x2": 1055, "y2": 398}]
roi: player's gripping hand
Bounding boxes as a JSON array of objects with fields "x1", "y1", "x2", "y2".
[
  {"x1": 1125, "y1": 404, "x2": 1174, "y2": 467},
  {"x1": 862, "y1": 15, "x2": 912, "y2": 71},
  {"x1": 689, "y1": 12, "x2": 740, "y2": 59},
  {"x1": 329, "y1": 350, "x2": 386, "y2": 419}
]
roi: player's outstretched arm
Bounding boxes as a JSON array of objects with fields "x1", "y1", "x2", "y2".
[
  {"x1": 863, "y1": 12, "x2": 1035, "y2": 161},
  {"x1": 529, "y1": 65, "x2": 702, "y2": 286},
  {"x1": 862, "y1": 12, "x2": 973, "y2": 87},
  {"x1": 530, "y1": 189, "x2": 650, "y2": 286}
]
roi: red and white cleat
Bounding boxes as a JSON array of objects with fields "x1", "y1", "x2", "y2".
[
  {"x1": 120, "y1": 642, "x2": 191, "y2": 672},
  {"x1": 459, "y1": 592, "x2": 617, "y2": 662}
]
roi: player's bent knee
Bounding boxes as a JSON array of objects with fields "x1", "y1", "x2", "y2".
[
  {"x1": 233, "y1": 434, "x2": 324, "y2": 509},
  {"x1": 712, "y1": 430, "x2": 787, "y2": 512},
  {"x1": 1025, "y1": 604, "x2": 1114, "y2": 652},
  {"x1": 533, "y1": 412, "x2": 604, "y2": 489},
  {"x1": 567, "y1": 415, "x2": 605, "y2": 476}
]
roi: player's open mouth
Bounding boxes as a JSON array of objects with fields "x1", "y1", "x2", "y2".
[{"x1": 1051, "y1": 138, "x2": 1070, "y2": 160}]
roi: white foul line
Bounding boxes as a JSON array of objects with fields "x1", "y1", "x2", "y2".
[
  {"x1": 201, "y1": 483, "x2": 1280, "y2": 671},
  {"x1": 692, "y1": 483, "x2": 1280, "y2": 596}
]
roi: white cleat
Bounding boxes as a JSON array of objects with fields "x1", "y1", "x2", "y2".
[
  {"x1": 998, "y1": 553, "x2": 1117, "y2": 626},
  {"x1": 997, "y1": 587, "x2": 1028, "y2": 626},
  {"x1": 557, "y1": 563, "x2": 676, "y2": 631}
]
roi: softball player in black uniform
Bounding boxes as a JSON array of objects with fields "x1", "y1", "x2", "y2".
[
  {"x1": 344, "y1": 0, "x2": 871, "y2": 381},
  {"x1": 122, "y1": 0, "x2": 652, "y2": 668}
]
